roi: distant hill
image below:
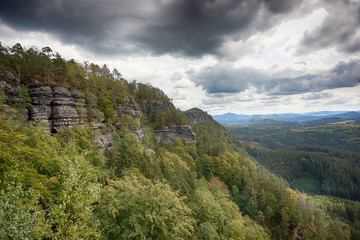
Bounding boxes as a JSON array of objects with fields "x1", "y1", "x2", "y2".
[
  {"x1": 214, "y1": 111, "x2": 360, "y2": 126},
  {"x1": 234, "y1": 118, "x2": 299, "y2": 127}
]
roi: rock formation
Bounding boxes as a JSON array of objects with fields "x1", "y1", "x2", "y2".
[
  {"x1": 27, "y1": 85, "x2": 84, "y2": 132},
  {"x1": 117, "y1": 97, "x2": 142, "y2": 119},
  {"x1": 155, "y1": 125, "x2": 196, "y2": 144},
  {"x1": 0, "y1": 78, "x2": 197, "y2": 148},
  {"x1": 185, "y1": 108, "x2": 213, "y2": 125}
]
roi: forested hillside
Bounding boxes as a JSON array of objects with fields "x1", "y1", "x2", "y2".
[
  {"x1": 228, "y1": 125, "x2": 360, "y2": 239},
  {"x1": 0, "y1": 43, "x2": 356, "y2": 239},
  {"x1": 227, "y1": 125, "x2": 360, "y2": 199}
]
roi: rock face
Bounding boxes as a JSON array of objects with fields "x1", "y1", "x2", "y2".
[
  {"x1": 155, "y1": 125, "x2": 196, "y2": 144},
  {"x1": 0, "y1": 79, "x2": 21, "y2": 101},
  {"x1": 26, "y1": 85, "x2": 84, "y2": 132},
  {"x1": 1, "y1": 78, "x2": 197, "y2": 147},
  {"x1": 0, "y1": 77, "x2": 28, "y2": 107},
  {"x1": 185, "y1": 108, "x2": 213, "y2": 125},
  {"x1": 134, "y1": 127, "x2": 146, "y2": 142},
  {"x1": 0, "y1": 79, "x2": 29, "y2": 122},
  {"x1": 117, "y1": 97, "x2": 142, "y2": 118}
]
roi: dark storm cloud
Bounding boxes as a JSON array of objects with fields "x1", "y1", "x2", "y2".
[
  {"x1": 0, "y1": 0, "x2": 151, "y2": 55},
  {"x1": 186, "y1": 64, "x2": 265, "y2": 93},
  {"x1": 0, "y1": 0, "x2": 303, "y2": 56},
  {"x1": 298, "y1": 0, "x2": 360, "y2": 54},
  {"x1": 134, "y1": 0, "x2": 303, "y2": 56},
  {"x1": 189, "y1": 58, "x2": 360, "y2": 95}
]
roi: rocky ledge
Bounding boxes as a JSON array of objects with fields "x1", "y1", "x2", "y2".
[{"x1": 155, "y1": 125, "x2": 196, "y2": 144}]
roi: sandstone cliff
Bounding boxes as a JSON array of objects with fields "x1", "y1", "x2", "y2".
[
  {"x1": 155, "y1": 125, "x2": 196, "y2": 144},
  {"x1": 0, "y1": 76, "x2": 196, "y2": 148}
]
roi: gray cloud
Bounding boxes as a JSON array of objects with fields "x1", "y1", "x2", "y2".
[
  {"x1": 0, "y1": 0, "x2": 303, "y2": 57},
  {"x1": 0, "y1": 0, "x2": 159, "y2": 55},
  {"x1": 189, "y1": 58, "x2": 360, "y2": 96},
  {"x1": 187, "y1": 64, "x2": 266, "y2": 93},
  {"x1": 298, "y1": 0, "x2": 360, "y2": 54},
  {"x1": 301, "y1": 92, "x2": 333, "y2": 100},
  {"x1": 325, "y1": 99, "x2": 347, "y2": 105}
]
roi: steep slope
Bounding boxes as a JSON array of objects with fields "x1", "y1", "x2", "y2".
[{"x1": 186, "y1": 109, "x2": 354, "y2": 239}]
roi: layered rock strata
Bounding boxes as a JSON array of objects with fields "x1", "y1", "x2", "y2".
[
  {"x1": 0, "y1": 79, "x2": 197, "y2": 147},
  {"x1": 155, "y1": 125, "x2": 196, "y2": 144}
]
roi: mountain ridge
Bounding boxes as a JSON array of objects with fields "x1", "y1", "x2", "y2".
[{"x1": 213, "y1": 111, "x2": 360, "y2": 125}]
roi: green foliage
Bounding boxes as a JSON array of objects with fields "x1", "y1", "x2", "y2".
[
  {"x1": 310, "y1": 195, "x2": 360, "y2": 239},
  {"x1": 0, "y1": 119, "x2": 51, "y2": 193},
  {"x1": 192, "y1": 119, "x2": 353, "y2": 239},
  {"x1": 0, "y1": 182, "x2": 48, "y2": 239},
  {"x1": 119, "y1": 114, "x2": 140, "y2": 130},
  {"x1": 98, "y1": 98, "x2": 116, "y2": 122},
  {"x1": 228, "y1": 125, "x2": 360, "y2": 152},
  {"x1": 193, "y1": 121, "x2": 236, "y2": 156},
  {"x1": 158, "y1": 151, "x2": 195, "y2": 195},
  {"x1": 239, "y1": 127, "x2": 360, "y2": 200},
  {"x1": 0, "y1": 118, "x2": 104, "y2": 239},
  {"x1": 6, "y1": 84, "x2": 31, "y2": 121},
  {"x1": 191, "y1": 178, "x2": 269, "y2": 240},
  {"x1": 144, "y1": 101, "x2": 189, "y2": 129},
  {"x1": 137, "y1": 83, "x2": 169, "y2": 101},
  {"x1": 0, "y1": 91, "x2": 5, "y2": 111},
  {"x1": 229, "y1": 125, "x2": 360, "y2": 200},
  {"x1": 106, "y1": 131, "x2": 160, "y2": 180},
  {"x1": 98, "y1": 171, "x2": 195, "y2": 239},
  {"x1": 48, "y1": 142, "x2": 101, "y2": 240}
]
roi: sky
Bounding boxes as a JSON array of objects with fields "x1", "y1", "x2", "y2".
[{"x1": 0, "y1": 0, "x2": 359, "y2": 115}]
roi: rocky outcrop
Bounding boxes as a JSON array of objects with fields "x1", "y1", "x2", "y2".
[
  {"x1": 0, "y1": 77, "x2": 27, "y2": 106},
  {"x1": 95, "y1": 133, "x2": 113, "y2": 150},
  {"x1": 1, "y1": 77, "x2": 197, "y2": 148},
  {"x1": 134, "y1": 127, "x2": 146, "y2": 142},
  {"x1": 0, "y1": 78, "x2": 29, "y2": 122},
  {"x1": 0, "y1": 79, "x2": 20, "y2": 101},
  {"x1": 117, "y1": 97, "x2": 142, "y2": 118},
  {"x1": 155, "y1": 125, "x2": 196, "y2": 144},
  {"x1": 140, "y1": 100, "x2": 175, "y2": 115},
  {"x1": 185, "y1": 108, "x2": 213, "y2": 125},
  {"x1": 51, "y1": 87, "x2": 86, "y2": 132},
  {"x1": 26, "y1": 85, "x2": 84, "y2": 132}
]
